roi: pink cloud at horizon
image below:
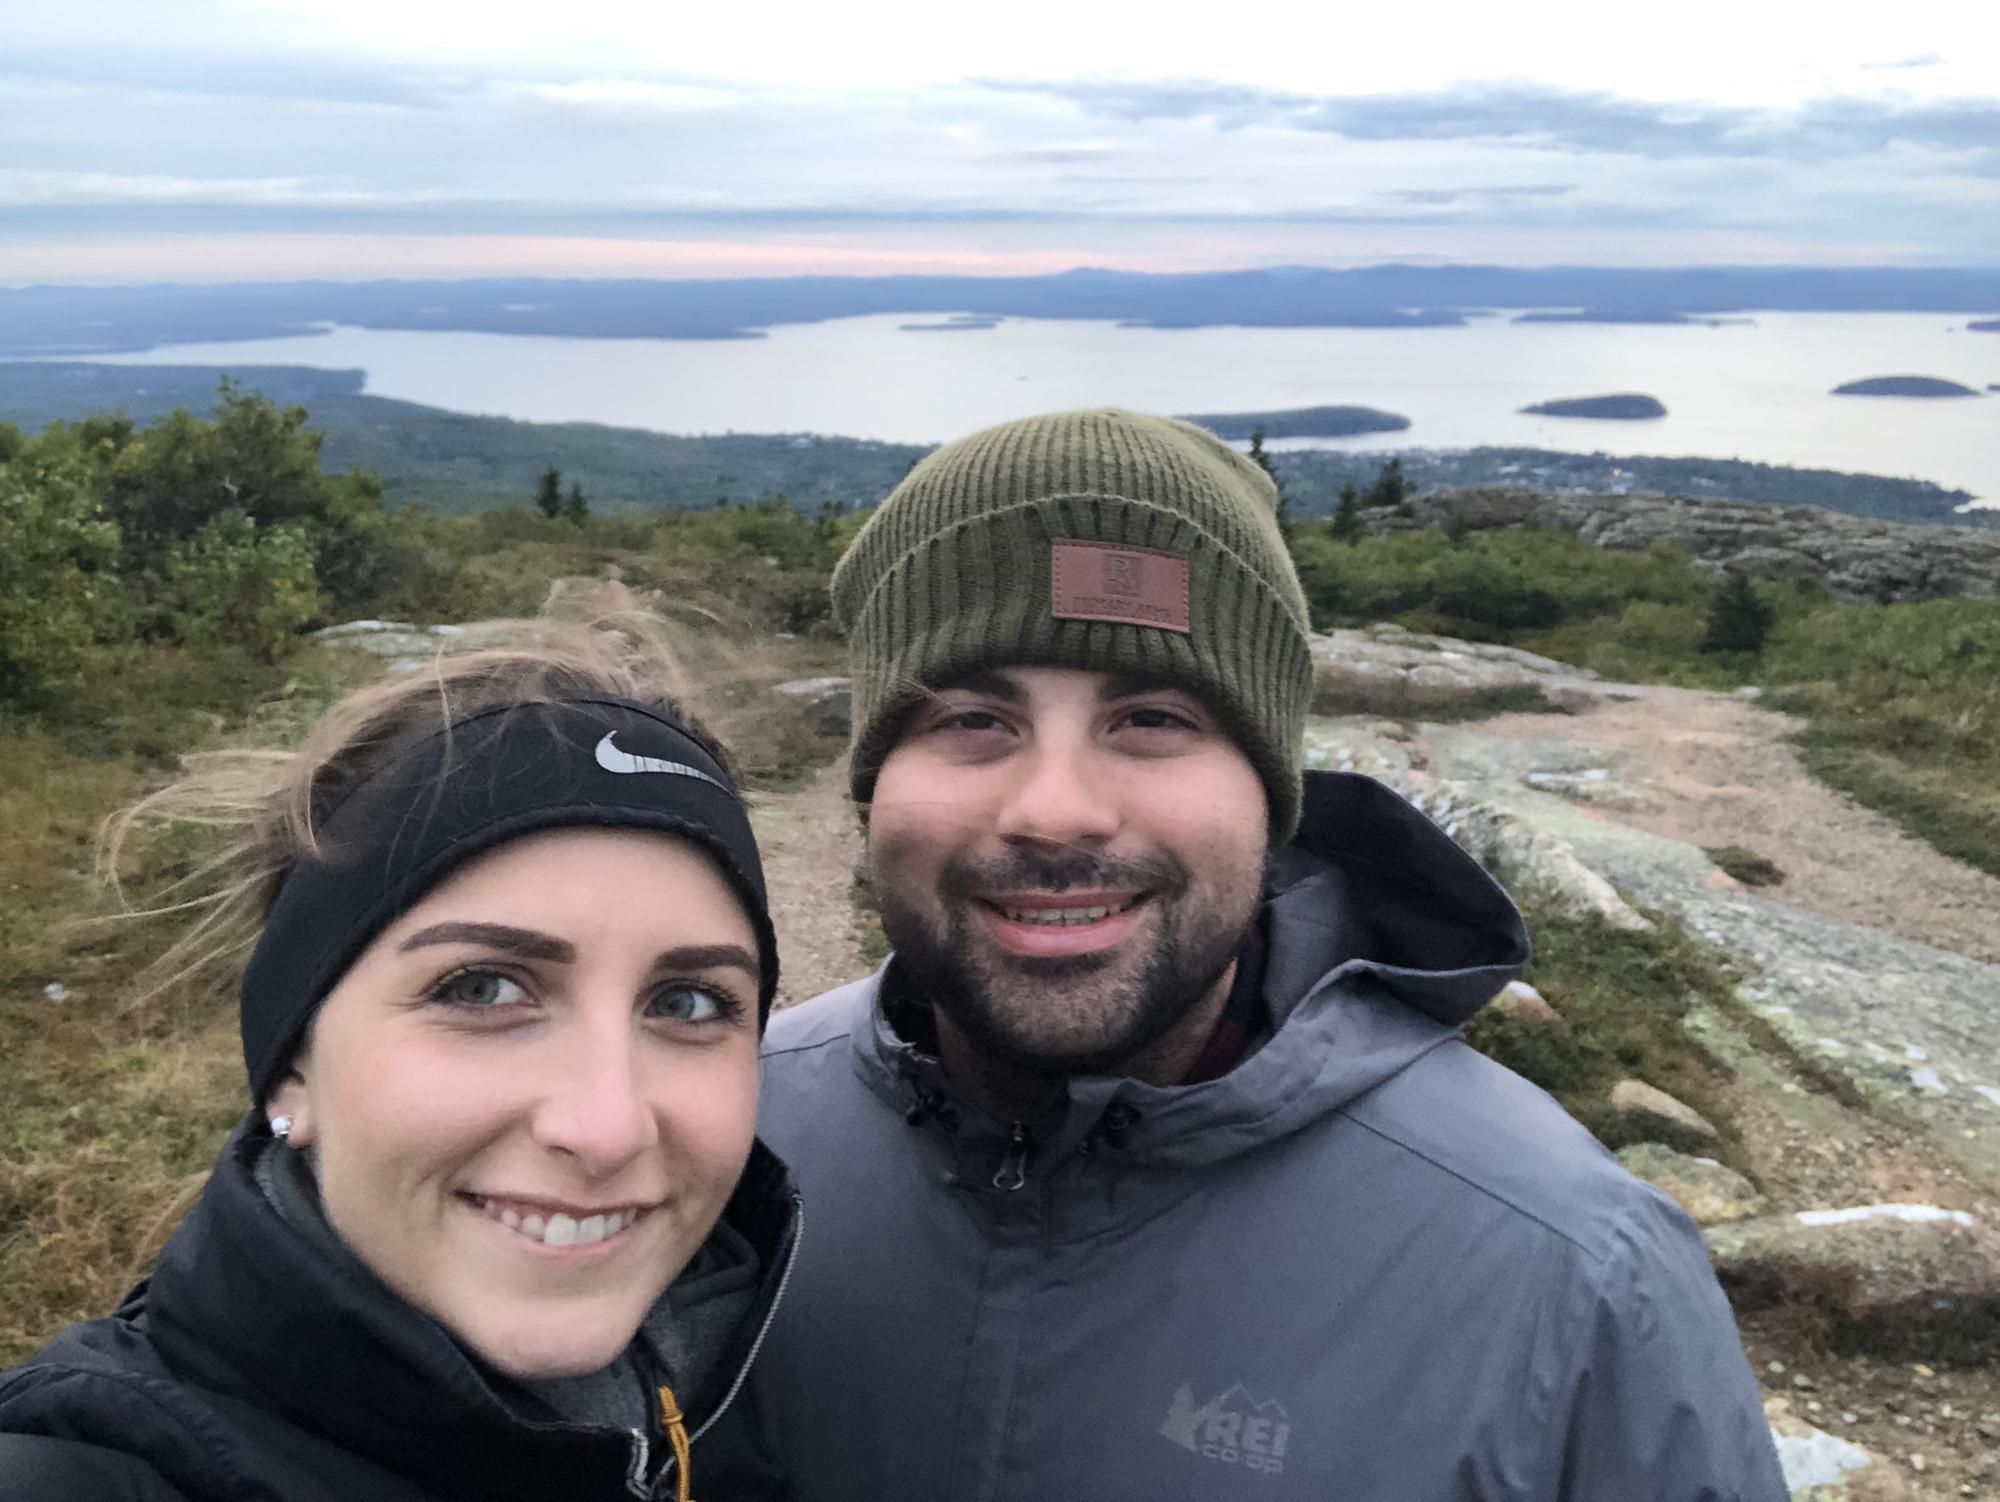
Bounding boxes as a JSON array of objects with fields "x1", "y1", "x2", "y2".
[{"x1": 0, "y1": 228, "x2": 1940, "y2": 288}]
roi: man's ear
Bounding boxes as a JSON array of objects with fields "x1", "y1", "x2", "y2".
[{"x1": 266, "y1": 1066, "x2": 315, "y2": 1147}]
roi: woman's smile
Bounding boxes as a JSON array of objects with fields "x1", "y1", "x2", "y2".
[{"x1": 461, "y1": 1191, "x2": 660, "y2": 1251}]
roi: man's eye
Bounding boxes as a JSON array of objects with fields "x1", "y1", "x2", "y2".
[
  {"x1": 1123, "y1": 706, "x2": 1197, "y2": 731},
  {"x1": 940, "y1": 709, "x2": 1005, "y2": 733},
  {"x1": 428, "y1": 969, "x2": 529, "y2": 1008},
  {"x1": 649, "y1": 985, "x2": 739, "y2": 1024}
]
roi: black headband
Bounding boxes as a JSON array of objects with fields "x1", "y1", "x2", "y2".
[{"x1": 240, "y1": 697, "x2": 776, "y2": 1103}]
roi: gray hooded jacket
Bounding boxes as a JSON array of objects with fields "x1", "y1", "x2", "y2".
[{"x1": 709, "y1": 771, "x2": 1785, "y2": 1500}]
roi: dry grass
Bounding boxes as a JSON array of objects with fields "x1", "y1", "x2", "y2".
[{"x1": 0, "y1": 730, "x2": 248, "y2": 1363}]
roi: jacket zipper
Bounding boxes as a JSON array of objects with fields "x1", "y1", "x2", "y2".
[
  {"x1": 636, "y1": 1197, "x2": 806, "y2": 1498},
  {"x1": 625, "y1": 1431, "x2": 650, "y2": 1499},
  {"x1": 992, "y1": 1122, "x2": 1031, "y2": 1191}
]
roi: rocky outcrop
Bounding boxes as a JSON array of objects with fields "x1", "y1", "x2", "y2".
[
  {"x1": 773, "y1": 675, "x2": 852, "y2": 738},
  {"x1": 1610, "y1": 1078, "x2": 1722, "y2": 1147},
  {"x1": 1310, "y1": 623, "x2": 1617, "y2": 716},
  {"x1": 1708, "y1": 1207, "x2": 2000, "y2": 1362},
  {"x1": 1617, "y1": 1143, "x2": 1766, "y2": 1224},
  {"x1": 1301, "y1": 717, "x2": 1652, "y2": 932},
  {"x1": 1766, "y1": 1399, "x2": 1909, "y2": 1500},
  {"x1": 1365, "y1": 488, "x2": 2000, "y2": 603}
]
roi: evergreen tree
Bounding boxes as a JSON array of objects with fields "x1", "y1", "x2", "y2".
[
  {"x1": 1330, "y1": 482, "x2": 1366, "y2": 544},
  {"x1": 1360, "y1": 457, "x2": 1408, "y2": 509},
  {"x1": 1247, "y1": 427, "x2": 1293, "y2": 542},
  {"x1": 1247, "y1": 427, "x2": 1274, "y2": 479},
  {"x1": 1701, "y1": 572, "x2": 1776, "y2": 654},
  {"x1": 534, "y1": 466, "x2": 563, "y2": 519},
  {"x1": 562, "y1": 480, "x2": 588, "y2": 525}
]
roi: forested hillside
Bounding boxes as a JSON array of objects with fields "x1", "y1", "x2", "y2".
[{"x1": 2, "y1": 362, "x2": 1982, "y2": 525}]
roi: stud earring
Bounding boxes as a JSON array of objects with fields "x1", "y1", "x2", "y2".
[{"x1": 269, "y1": 1115, "x2": 293, "y2": 1141}]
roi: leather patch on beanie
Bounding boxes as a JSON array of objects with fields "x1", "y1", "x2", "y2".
[{"x1": 1049, "y1": 540, "x2": 1191, "y2": 632}]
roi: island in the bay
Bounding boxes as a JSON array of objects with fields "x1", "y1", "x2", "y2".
[
  {"x1": 1832, "y1": 376, "x2": 1983, "y2": 398},
  {"x1": 1180, "y1": 405, "x2": 1411, "y2": 439},
  {"x1": 1176, "y1": 406, "x2": 1416, "y2": 440},
  {"x1": 1521, "y1": 393, "x2": 1668, "y2": 420}
]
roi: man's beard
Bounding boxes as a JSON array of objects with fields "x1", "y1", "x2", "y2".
[{"x1": 873, "y1": 842, "x2": 1261, "y2": 1079}]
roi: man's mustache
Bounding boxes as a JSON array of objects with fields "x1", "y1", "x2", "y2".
[{"x1": 939, "y1": 846, "x2": 1189, "y2": 902}]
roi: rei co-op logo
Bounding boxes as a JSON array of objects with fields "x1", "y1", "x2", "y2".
[{"x1": 1159, "y1": 1383, "x2": 1292, "y2": 1476}]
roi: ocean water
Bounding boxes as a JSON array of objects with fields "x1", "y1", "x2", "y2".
[{"x1": 81, "y1": 310, "x2": 2000, "y2": 505}]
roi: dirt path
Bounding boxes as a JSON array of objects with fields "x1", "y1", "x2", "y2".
[
  {"x1": 1473, "y1": 687, "x2": 2000, "y2": 967},
  {"x1": 748, "y1": 756, "x2": 868, "y2": 1009}
]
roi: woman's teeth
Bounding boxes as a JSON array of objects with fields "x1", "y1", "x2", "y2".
[
  {"x1": 471, "y1": 1196, "x2": 647, "y2": 1247},
  {"x1": 999, "y1": 898, "x2": 1139, "y2": 926}
]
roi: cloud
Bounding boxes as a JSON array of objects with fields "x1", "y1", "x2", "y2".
[
  {"x1": 987, "y1": 77, "x2": 2000, "y2": 165},
  {"x1": 1860, "y1": 53, "x2": 1946, "y2": 71},
  {"x1": 0, "y1": 45, "x2": 451, "y2": 108},
  {"x1": 498, "y1": 79, "x2": 746, "y2": 115},
  {"x1": 1381, "y1": 184, "x2": 1578, "y2": 205}
]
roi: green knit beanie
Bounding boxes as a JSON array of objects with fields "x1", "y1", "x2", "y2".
[{"x1": 831, "y1": 407, "x2": 1315, "y2": 841}]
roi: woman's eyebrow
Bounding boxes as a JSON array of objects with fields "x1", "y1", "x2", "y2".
[
  {"x1": 654, "y1": 943, "x2": 760, "y2": 979},
  {"x1": 399, "y1": 922, "x2": 575, "y2": 962}
]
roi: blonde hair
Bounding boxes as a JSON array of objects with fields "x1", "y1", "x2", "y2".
[{"x1": 102, "y1": 585, "x2": 729, "y2": 1009}]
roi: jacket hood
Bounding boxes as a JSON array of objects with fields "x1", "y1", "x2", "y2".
[
  {"x1": 1277, "y1": 769, "x2": 1529, "y2": 1027},
  {"x1": 855, "y1": 769, "x2": 1530, "y2": 1173},
  {"x1": 140, "y1": 1116, "x2": 798, "y2": 1502}
]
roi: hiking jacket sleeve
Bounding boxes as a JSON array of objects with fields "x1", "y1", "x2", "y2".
[
  {"x1": 0, "y1": 1432, "x2": 192, "y2": 1501},
  {"x1": 1549, "y1": 1191, "x2": 1787, "y2": 1501}
]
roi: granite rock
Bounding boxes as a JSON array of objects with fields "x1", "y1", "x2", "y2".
[{"x1": 1366, "y1": 489, "x2": 2000, "y2": 604}]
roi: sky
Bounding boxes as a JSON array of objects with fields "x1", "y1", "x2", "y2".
[{"x1": 3, "y1": 0, "x2": 1997, "y2": 283}]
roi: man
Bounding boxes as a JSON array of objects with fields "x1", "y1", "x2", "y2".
[{"x1": 707, "y1": 409, "x2": 1785, "y2": 1499}]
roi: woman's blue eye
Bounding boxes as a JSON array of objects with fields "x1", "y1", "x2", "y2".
[
  {"x1": 651, "y1": 986, "x2": 729, "y2": 1023},
  {"x1": 434, "y1": 970, "x2": 528, "y2": 1008}
]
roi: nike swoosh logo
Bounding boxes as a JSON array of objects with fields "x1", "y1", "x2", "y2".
[{"x1": 593, "y1": 732, "x2": 730, "y2": 793}]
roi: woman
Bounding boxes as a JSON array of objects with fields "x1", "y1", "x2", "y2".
[{"x1": 0, "y1": 616, "x2": 799, "y2": 1502}]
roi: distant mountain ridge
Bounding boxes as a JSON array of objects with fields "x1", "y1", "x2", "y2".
[{"x1": 5, "y1": 265, "x2": 2000, "y2": 358}]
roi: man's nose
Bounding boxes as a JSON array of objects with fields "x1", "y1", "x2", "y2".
[
  {"x1": 529, "y1": 1013, "x2": 659, "y2": 1174},
  {"x1": 993, "y1": 740, "x2": 1122, "y2": 850}
]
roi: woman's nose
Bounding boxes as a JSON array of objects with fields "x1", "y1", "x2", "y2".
[{"x1": 528, "y1": 1016, "x2": 659, "y2": 1173}]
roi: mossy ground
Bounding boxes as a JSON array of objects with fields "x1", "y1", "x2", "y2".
[{"x1": 1464, "y1": 899, "x2": 1752, "y2": 1165}]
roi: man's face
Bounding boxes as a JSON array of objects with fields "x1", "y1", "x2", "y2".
[{"x1": 866, "y1": 666, "x2": 1269, "y2": 1077}]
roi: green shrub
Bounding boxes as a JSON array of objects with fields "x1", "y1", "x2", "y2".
[
  {"x1": 165, "y1": 512, "x2": 322, "y2": 662},
  {"x1": 1704, "y1": 846, "x2": 1785, "y2": 886},
  {"x1": 0, "y1": 439, "x2": 120, "y2": 704},
  {"x1": 1762, "y1": 598, "x2": 2000, "y2": 876},
  {"x1": 1290, "y1": 524, "x2": 1709, "y2": 643}
]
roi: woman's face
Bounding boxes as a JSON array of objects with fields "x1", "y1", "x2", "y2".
[{"x1": 269, "y1": 826, "x2": 762, "y2": 1380}]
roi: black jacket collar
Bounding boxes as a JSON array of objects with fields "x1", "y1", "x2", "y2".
[{"x1": 140, "y1": 1115, "x2": 798, "y2": 1502}]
